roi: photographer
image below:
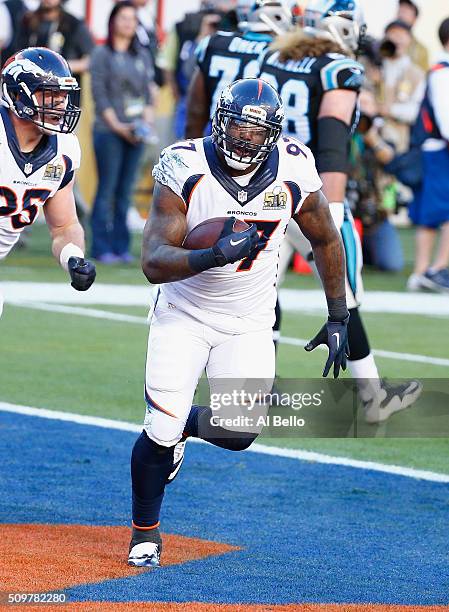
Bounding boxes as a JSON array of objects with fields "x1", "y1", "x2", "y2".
[
  {"x1": 89, "y1": 1, "x2": 155, "y2": 263},
  {"x1": 348, "y1": 91, "x2": 405, "y2": 272},
  {"x1": 367, "y1": 20, "x2": 425, "y2": 154},
  {"x1": 397, "y1": 0, "x2": 429, "y2": 72}
]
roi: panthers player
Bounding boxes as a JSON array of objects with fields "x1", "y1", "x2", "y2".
[
  {"x1": 128, "y1": 78, "x2": 349, "y2": 567},
  {"x1": 257, "y1": 0, "x2": 422, "y2": 423},
  {"x1": 185, "y1": 0, "x2": 293, "y2": 139},
  {"x1": 0, "y1": 47, "x2": 96, "y2": 313}
]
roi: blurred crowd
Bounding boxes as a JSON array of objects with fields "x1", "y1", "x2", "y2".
[{"x1": 1, "y1": 0, "x2": 448, "y2": 291}]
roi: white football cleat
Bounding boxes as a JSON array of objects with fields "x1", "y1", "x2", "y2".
[
  {"x1": 363, "y1": 380, "x2": 423, "y2": 424},
  {"x1": 128, "y1": 541, "x2": 161, "y2": 567}
]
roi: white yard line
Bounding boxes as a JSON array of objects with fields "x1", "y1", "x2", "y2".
[
  {"x1": 280, "y1": 336, "x2": 449, "y2": 368},
  {"x1": 1, "y1": 282, "x2": 449, "y2": 316},
  {"x1": 1, "y1": 401, "x2": 448, "y2": 484},
  {"x1": 10, "y1": 300, "x2": 449, "y2": 369}
]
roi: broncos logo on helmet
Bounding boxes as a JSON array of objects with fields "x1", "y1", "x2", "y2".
[
  {"x1": 212, "y1": 78, "x2": 284, "y2": 171},
  {"x1": 1, "y1": 47, "x2": 81, "y2": 134},
  {"x1": 303, "y1": 0, "x2": 366, "y2": 53}
]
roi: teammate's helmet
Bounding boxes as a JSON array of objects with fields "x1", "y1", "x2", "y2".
[
  {"x1": 237, "y1": 0, "x2": 294, "y2": 36},
  {"x1": 212, "y1": 78, "x2": 284, "y2": 170},
  {"x1": 1, "y1": 47, "x2": 81, "y2": 134},
  {"x1": 303, "y1": 0, "x2": 366, "y2": 53}
]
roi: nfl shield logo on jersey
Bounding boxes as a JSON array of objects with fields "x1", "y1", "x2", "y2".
[
  {"x1": 24, "y1": 163, "x2": 33, "y2": 175},
  {"x1": 238, "y1": 190, "x2": 248, "y2": 203}
]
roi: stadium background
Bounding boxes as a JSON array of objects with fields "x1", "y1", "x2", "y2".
[
  {"x1": 65, "y1": 0, "x2": 449, "y2": 205},
  {"x1": 1, "y1": 0, "x2": 449, "y2": 609}
]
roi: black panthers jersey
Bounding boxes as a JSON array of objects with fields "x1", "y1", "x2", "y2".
[
  {"x1": 196, "y1": 30, "x2": 273, "y2": 119},
  {"x1": 257, "y1": 51, "x2": 364, "y2": 154}
]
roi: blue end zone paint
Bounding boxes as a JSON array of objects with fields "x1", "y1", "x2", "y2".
[{"x1": 1, "y1": 411, "x2": 448, "y2": 605}]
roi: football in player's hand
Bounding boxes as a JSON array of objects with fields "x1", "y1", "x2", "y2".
[{"x1": 183, "y1": 217, "x2": 250, "y2": 250}]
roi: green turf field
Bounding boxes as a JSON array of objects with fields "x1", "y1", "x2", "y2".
[{"x1": 1, "y1": 225, "x2": 448, "y2": 475}]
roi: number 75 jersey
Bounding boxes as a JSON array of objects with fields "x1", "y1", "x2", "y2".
[
  {"x1": 0, "y1": 106, "x2": 80, "y2": 260},
  {"x1": 152, "y1": 136, "x2": 322, "y2": 333}
]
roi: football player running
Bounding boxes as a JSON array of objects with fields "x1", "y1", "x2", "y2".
[
  {"x1": 0, "y1": 47, "x2": 96, "y2": 317},
  {"x1": 257, "y1": 0, "x2": 422, "y2": 423},
  {"x1": 185, "y1": 0, "x2": 294, "y2": 138},
  {"x1": 129, "y1": 78, "x2": 350, "y2": 567}
]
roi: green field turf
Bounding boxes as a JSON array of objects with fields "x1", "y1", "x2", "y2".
[{"x1": 1, "y1": 225, "x2": 448, "y2": 475}]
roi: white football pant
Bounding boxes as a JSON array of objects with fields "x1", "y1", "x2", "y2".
[{"x1": 143, "y1": 293, "x2": 275, "y2": 447}]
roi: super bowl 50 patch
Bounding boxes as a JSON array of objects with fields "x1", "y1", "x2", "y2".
[
  {"x1": 263, "y1": 186, "x2": 287, "y2": 210},
  {"x1": 43, "y1": 163, "x2": 64, "y2": 181}
]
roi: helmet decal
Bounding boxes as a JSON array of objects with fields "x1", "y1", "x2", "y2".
[{"x1": 1, "y1": 47, "x2": 81, "y2": 134}]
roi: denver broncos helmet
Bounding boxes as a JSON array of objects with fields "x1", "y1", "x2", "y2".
[
  {"x1": 303, "y1": 0, "x2": 366, "y2": 53},
  {"x1": 1, "y1": 47, "x2": 81, "y2": 134},
  {"x1": 212, "y1": 78, "x2": 284, "y2": 170}
]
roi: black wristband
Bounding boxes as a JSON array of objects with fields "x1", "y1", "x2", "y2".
[
  {"x1": 188, "y1": 247, "x2": 219, "y2": 273},
  {"x1": 326, "y1": 295, "x2": 349, "y2": 322}
]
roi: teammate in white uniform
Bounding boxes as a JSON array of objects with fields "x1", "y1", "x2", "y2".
[
  {"x1": 128, "y1": 78, "x2": 350, "y2": 567},
  {"x1": 0, "y1": 47, "x2": 96, "y2": 316}
]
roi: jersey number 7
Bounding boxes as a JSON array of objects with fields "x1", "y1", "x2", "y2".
[{"x1": 237, "y1": 219, "x2": 280, "y2": 272}]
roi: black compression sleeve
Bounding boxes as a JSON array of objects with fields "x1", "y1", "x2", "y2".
[{"x1": 316, "y1": 117, "x2": 351, "y2": 174}]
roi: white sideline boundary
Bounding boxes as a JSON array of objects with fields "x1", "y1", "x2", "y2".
[
  {"x1": 10, "y1": 300, "x2": 449, "y2": 369},
  {"x1": 1, "y1": 401, "x2": 448, "y2": 484}
]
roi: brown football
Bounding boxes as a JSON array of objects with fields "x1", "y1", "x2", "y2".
[{"x1": 182, "y1": 217, "x2": 250, "y2": 250}]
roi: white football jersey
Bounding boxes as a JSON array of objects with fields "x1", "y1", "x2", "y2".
[
  {"x1": 0, "y1": 106, "x2": 80, "y2": 259},
  {"x1": 152, "y1": 136, "x2": 322, "y2": 333}
]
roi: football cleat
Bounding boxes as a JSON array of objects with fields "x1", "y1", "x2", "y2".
[
  {"x1": 128, "y1": 541, "x2": 161, "y2": 567},
  {"x1": 166, "y1": 437, "x2": 187, "y2": 484},
  {"x1": 363, "y1": 380, "x2": 423, "y2": 424},
  {"x1": 128, "y1": 527, "x2": 162, "y2": 567}
]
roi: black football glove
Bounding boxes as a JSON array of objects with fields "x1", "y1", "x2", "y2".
[
  {"x1": 68, "y1": 256, "x2": 96, "y2": 291},
  {"x1": 304, "y1": 315, "x2": 350, "y2": 378},
  {"x1": 212, "y1": 218, "x2": 259, "y2": 266}
]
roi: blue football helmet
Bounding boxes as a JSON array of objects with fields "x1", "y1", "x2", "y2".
[
  {"x1": 1, "y1": 47, "x2": 81, "y2": 134},
  {"x1": 237, "y1": 0, "x2": 294, "y2": 35},
  {"x1": 303, "y1": 0, "x2": 366, "y2": 53},
  {"x1": 212, "y1": 78, "x2": 284, "y2": 170}
]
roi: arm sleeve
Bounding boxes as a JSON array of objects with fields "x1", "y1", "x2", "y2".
[
  {"x1": 89, "y1": 47, "x2": 112, "y2": 115},
  {"x1": 428, "y1": 67, "x2": 449, "y2": 141}
]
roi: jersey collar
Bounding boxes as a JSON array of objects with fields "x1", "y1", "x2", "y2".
[
  {"x1": 0, "y1": 106, "x2": 58, "y2": 177},
  {"x1": 203, "y1": 137, "x2": 279, "y2": 206}
]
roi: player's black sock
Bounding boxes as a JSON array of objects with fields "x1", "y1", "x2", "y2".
[
  {"x1": 273, "y1": 297, "x2": 282, "y2": 353},
  {"x1": 131, "y1": 431, "x2": 174, "y2": 528},
  {"x1": 185, "y1": 405, "x2": 257, "y2": 451},
  {"x1": 347, "y1": 306, "x2": 371, "y2": 361}
]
